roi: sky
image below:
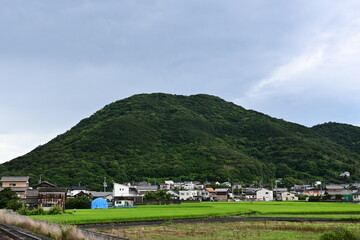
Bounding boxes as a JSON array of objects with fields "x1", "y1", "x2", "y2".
[{"x1": 1, "y1": 0, "x2": 360, "y2": 163}]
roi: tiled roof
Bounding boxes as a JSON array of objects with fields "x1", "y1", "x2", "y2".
[
  {"x1": 0, "y1": 176, "x2": 29, "y2": 182},
  {"x1": 26, "y1": 189, "x2": 39, "y2": 197},
  {"x1": 89, "y1": 191, "x2": 113, "y2": 197},
  {"x1": 134, "y1": 185, "x2": 158, "y2": 191}
]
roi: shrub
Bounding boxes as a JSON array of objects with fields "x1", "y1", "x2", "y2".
[
  {"x1": 65, "y1": 196, "x2": 91, "y2": 209},
  {"x1": 17, "y1": 203, "x2": 30, "y2": 215},
  {"x1": 31, "y1": 207, "x2": 46, "y2": 215},
  {"x1": 320, "y1": 228, "x2": 359, "y2": 240},
  {"x1": 6, "y1": 199, "x2": 22, "y2": 211},
  {"x1": 47, "y1": 205, "x2": 63, "y2": 215}
]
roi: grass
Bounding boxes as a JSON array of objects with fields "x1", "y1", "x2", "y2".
[
  {"x1": 30, "y1": 202, "x2": 360, "y2": 225},
  {"x1": 0, "y1": 210, "x2": 95, "y2": 240},
  {"x1": 91, "y1": 221, "x2": 360, "y2": 240}
]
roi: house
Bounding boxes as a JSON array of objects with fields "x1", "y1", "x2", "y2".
[
  {"x1": 89, "y1": 191, "x2": 113, "y2": 201},
  {"x1": 24, "y1": 189, "x2": 39, "y2": 208},
  {"x1": 243, "y1": 188, "x2": 273, "y2": 201},
  {"x1": 67, "y1": 186, "x2": 89, "y2": 197},
  {"x1": 0, "y1": 176, "x2": 30, "y2": 199},
  {"x1": 243, "y1": 188, "x2": 259, "y2": 201},
  {"x1": 256, "y1": 188, "x2": 273, "y2": 201},
  {"x1": 276, "y1": 191, "x2": 298, "y2": 201},
  {"x1": 352, "y1": 190, "x2": 360, "y2": 202},
  {"x1": 201, "y1": 189, "x2": 210, "y2": 200},
  {"x1": 37, "y1": 182, "x2": 67, "y2": 211},
  {"x1": 134, "y1": 185, "x2": 158, "y2": 195},
  {"x1": 166, "y1": 190, "x2": 179, "y2": 199},
  {"x1": 303, "y1": 188, "x2": 324, "y2": 197},
  {"x1": 214, "y1": 188, "x2": 230, "y2": 202},
  {"x1": 73, "y1": 191, "x2": 92, "y2": 199},
  {"x1": 205, "y1": 188, "x2": 216, "y2": 201},
  {"x1": 179, "y1": 190, "x2": 202, "y2": 200},
  {"x1": 113, "y1": 183, "x2": 143, "y2": 204}
]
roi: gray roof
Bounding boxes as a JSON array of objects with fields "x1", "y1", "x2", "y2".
[
  {"x1": 215, "y1": 188, "x2": 230, "y2": 193},
  {"x1": 89, "y1": 191, "x2": 113, "y2": 197},
  {"x1": 26, "y1": 189, "x2": 39, "y2": 197},
  {"x1": 0, "y1": 176, "x2": 29, "y2": 182},
  {"x1": 135, "y1": 185, "x2": 158, "y2": 191}
]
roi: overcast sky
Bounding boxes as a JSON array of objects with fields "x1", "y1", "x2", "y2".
[{"x1": 1, "y1": 0, "x2": 360, "y2": 163}]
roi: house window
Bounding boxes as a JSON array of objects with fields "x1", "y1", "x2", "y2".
[{"x1": 10, "y1": 183, "x2": 16, "y2": 186}]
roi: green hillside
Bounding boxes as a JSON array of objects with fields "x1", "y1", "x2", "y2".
[
  {"x1": 0, "y1": 93, "x2": 359, "y2": 189},
  {"x1": 312, "y1": 122, "x2": 360, "y2": 154}
]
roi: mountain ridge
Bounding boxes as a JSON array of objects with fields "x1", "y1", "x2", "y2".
[{"x1": 1, "y1": 93, "x2": 359, "y2": 189}]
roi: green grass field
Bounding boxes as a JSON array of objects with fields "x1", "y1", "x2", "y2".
[{"x1": 30, "y1": 202, "x2": 360, "y2": 225}]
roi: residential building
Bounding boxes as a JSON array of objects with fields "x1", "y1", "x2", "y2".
[
  {"x1": 276, "y1": 191, "x2": 298, "y2": 201},
  {"x1": 67, "y1": 186, "x2": 89, "y2": 197},
  {"x1": 113, "y1": 183, "x2": 142, "y2": 204},
  {"x1": 134, "y1": 185, "x2": 158, "y2": 195},
  {"x1": 352, "y1": 190, "x2": 360, "y2": 202},
  {"x1": 179, "y1": 190, "x2": 202, "y2": 200},
  {"x1": 37, "y1": 182, "x2": 67, "y2": 211},
  {"x1": 214, "y1": 188, "x2": 230, "y2": 202},
  {"x1": 256, "y1": 188, "x2": 273, "y2": 201},
  {"x1": 0, "y1": 176, "x2": 30, "y2": 199}
]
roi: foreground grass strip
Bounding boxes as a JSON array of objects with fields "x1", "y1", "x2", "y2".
[
  {"x1": 30, "y1": 202, "x2": 360, "y2": 225},
  {"x1": 91, "y1": 221, "x2": 360, "y2": 240},
  {"x1": 0, "y1": 209, "x2": 97, "y2": 240}
]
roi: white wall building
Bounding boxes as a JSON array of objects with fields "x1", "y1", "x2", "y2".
[
  {"x1": 256, "y1": 188, "x2": 273, "y2": 201},
  {"x1": 276, "y1": 191, "x2": 298, "y2": 201},
  {"x1": 179, "y1": 190, "x2": 202, "y2": 200}
]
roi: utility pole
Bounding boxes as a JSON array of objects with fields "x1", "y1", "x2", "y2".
[{"x1": 103, "y1": 177, "x2": 107, "y2": 192}]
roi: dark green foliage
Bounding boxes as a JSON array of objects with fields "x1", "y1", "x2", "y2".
[
  {"x1": 47, "y1": 205, "x2": 63, "y2": 215},
  {"x1": 65, "y1": 196, "x2": 91, "y2": 209},
  {"x1": 143, "y1": 190, "x2": 171, "y2": 201},
  {"x1": 5, "y1": 199, "x2": 22, "y2": 211},
  {"x1": 0, "y1": 187, "x2": 20, "y2": 209},
  {"x1": 320, "y1": 227, "x2": 360, "y2": 240},
  {"x1": 17, "y1": 205, "x2": 56, "y2": 216},
  {"x1": 0, "y1": 93, "x2": 360, "y2": 189},
  {"x1": 313, "y1": 122, "x2": 360, "y2": 154}
]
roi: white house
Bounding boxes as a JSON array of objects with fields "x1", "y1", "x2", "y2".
[
  {"x1": 276, "y1": 191, "x2": 298, "y2": 201},
  {"x1": 256, "y1": 188, "x2": 273, "y2": 201},
  {"x1": 179, "y1": 190, "x2": 202, "y2": 200},
  {"x1": 113, "y1": 182, "x2": 143, "y2": 204},
  {"x1": 352, "y1": 191, "x2": 360, "y2": 202}
]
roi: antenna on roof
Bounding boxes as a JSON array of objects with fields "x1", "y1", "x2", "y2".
[{"x1": 38, "y1": 175, "x2": 42, "y2": 184}]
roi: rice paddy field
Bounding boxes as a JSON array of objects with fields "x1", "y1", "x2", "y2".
[{"x1": 30, "y1": 202, "x2": 360, "y2": 225}]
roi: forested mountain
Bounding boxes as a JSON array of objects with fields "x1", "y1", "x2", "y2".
[
  {"x1": 0, "y1": 93, "x2": 359, "y2": 189},
  {"x1": 312, "y1": 122, "x2": 360, "y2": 154}
]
